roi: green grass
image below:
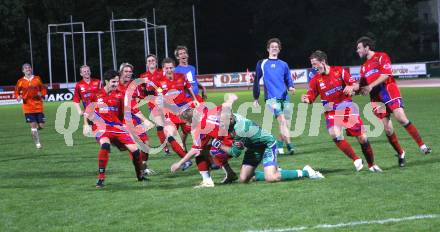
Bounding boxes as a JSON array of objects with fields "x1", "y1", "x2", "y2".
[{"x1": 0, "y1": 88, "x2": 439, "y2": 232}]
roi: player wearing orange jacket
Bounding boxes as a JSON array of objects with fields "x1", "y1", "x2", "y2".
[{"x1": 14, "y1": 63, "x2": 47, "y2": 149}]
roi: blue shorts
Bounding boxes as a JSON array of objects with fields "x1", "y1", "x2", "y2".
[{"x1": 25, "y1": 113, "x2": 45, "y2": 123}]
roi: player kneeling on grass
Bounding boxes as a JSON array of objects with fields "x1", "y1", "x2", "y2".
[
  {"x1": 85, "y1": 70, "x2": 147, "y2": 188},
  {"x1": 302, "y1": 50, "x2": 382, "y2": 172},
  {"x1": 171, "y1": 94, "x2": 324, "y2": 186}
]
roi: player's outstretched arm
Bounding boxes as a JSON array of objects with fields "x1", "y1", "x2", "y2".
[
  {"x1": 223, "y1": 93, "x2": 238, "y2": 107},
  {"x1": 170, "y1": 148, "x2": 200, "y2": 173}
]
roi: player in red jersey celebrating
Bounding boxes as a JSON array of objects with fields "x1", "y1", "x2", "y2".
[
  {"x1": 85, "y1": 70, "x2": 146, "y2": 188},
  {"x1": 118, "y1": 62, "x2": 155, "y2": 175},
  {"x1": 301, "y1": 50, "x2": 382, "y2": 172},
  {"x1": 356, "y1": 36, "x2": 431, "y2": 167},
  {"x1": 139, "y1": 54, "x2": 172, "y2": 155},
  {"x1": 14, "y1": 63, "x2": 47, "y2": 149},
  {"x1": 162, "y1": 57, "x2": 199, "y2": 150},
  {"x1": 73, "y1": 65, "x2": 101, "y2": 135}
]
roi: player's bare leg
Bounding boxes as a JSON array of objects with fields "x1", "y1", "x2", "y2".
[
  {"x1": 393, "y1": 108, "x2": 431, "y2": 155},
  {"x1": 239, "y1": 165, "x2": 257, "y2": 183},
  {"x1": 30, "y1": 122, "x2": 42, "y2": 149},
  {"x1": 277, "y1": 115, "x2": 294, "y2": 155},
  {"x1": 181, "y1": 130, "x2": 189, "y2": 152},
  {"x1": 382, "y1": 117, "x2": 406, "y2": 167}
]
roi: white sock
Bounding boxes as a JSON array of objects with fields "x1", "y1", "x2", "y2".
[
  {"x1": 400, "y1": 151, "x2": 406, "y2": 158},
  {"x1": 420, "y1": 144, "x2": 427, "y2": 150},
  {"x1": 199, "y1": 171, "x2": 212, "y2": 181},
  {"x1": 31, "y1": 128, "x2": 40, "y2": 144}
]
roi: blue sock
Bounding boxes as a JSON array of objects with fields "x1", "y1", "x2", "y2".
[
  {"x1": 286, "y1": 143, "x2": 293, "y2": 151},
  {"x1": 280, "y1": 170, "x2": 307, "y2": 180},
  {"x1": 277, "y1": 140, "x2": 284, "y2": 148}
]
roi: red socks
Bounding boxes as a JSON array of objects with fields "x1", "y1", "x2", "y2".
[
  {"x1": 334, "y1": 139, "x2": 360, "y2": 161},
  {"x1": 386, "y1": 132, "x2": 404, "y2": 155},
  {"x1": 168, "y1": 137, "x2": 186, "y2": 158},
  {"x1": 196, "y1": 154, "x2": 210, "y2": 171},
  {"x1": 360, "y1": 141, "x2": 375, "y2": 168},
  {"x1": 98, "y1": 144, "x2": 110, "y2": 179},
  {"x1": 404, "y1": 122, "x2": 424, "y2": 147}
]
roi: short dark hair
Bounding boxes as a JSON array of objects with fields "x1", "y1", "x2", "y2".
[
  {"x1": 161, "y1": 57, "x2": 176, "y2": 67},
  {"x1": 266, "y1": 38, "x2": 282, "y2": 50},
  {"x1": 103, "y1": 70, "x2": 119, "y2": 81},
  {"x1": 145, "y1": 54, "x2": 157, "y2": 62},
  {"x1": 356, "y1": 36, "x2": 375, "y2": 50},
  {"x1": 22, "y1": 63, "x2": 32, "y2": 69},
  {"x1": 309, "y1": 50, "x2": 328, "y2": 63}
]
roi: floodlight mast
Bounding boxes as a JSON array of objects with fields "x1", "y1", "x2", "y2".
[
  {"x1": 109, "y1": 18, "x2": 150, "y2": 71},
  {"x1": 47, "y1": 21, "x2": 85, "y2": 88}
]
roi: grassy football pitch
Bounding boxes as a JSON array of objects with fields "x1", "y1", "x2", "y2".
[{"x1": 0, "y1": 87, "x2": 439, "y2": 231}]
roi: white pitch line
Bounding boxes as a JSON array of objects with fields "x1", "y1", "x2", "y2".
[{"x1": 245, "y1": 214, "x2": 439, "y2": 232}]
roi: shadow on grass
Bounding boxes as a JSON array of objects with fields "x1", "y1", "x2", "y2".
[{"x1": 382, "y1": 155, "x2": 440, "y2": 171}]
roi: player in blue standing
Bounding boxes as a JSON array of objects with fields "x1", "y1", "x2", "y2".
[
  {"x1": 253, "y1": 38, "x2": 296, "y2": 155},
  {"x1": 174, "y1": 45, "x2": 207, "y2": 152}
]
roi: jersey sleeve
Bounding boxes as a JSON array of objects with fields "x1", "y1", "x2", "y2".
[
  {"x1": 342, "y1": 67, "x2": 355, "y2": 86},
  {"x1": 378, "y1": 53, "x2": 393, "y2": 75},
  {"x1": 253, "y1": 60, "x2": 263, "y2": 100},
  {"x1": 305, "y1": 77, "x2": 319, "y2": 103},
  {"x1": 284, "y1": 63, "x2": 294, "y2": 88},
  {"x1": 73, "y1": 82, "x2": 81, "y2": 103},
  {"x1": 14, "y1": 79, "x2": 22, "y2": 98}
]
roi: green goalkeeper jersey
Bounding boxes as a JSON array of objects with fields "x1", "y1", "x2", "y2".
[{"x1": 231, "y1": 113, "x2": 276, "y2": 149}]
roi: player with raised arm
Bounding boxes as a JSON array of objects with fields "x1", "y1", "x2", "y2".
[
  {"x1": 85, "y1": 70, "x2": 146, "y2": 188},
  {"x1": 14, "y1": 63, "x2": 47, "y2": 149},
  {"x1": 171, "y1": 94, "x2": 324, "y2": 186},
  {"x1": 253, "y1": 38, "x2": 296, "y2": 155},
  {"x1": 72, "y1": 65, "x2": 101, "y2": 136},
  {"x1": 301, "y1": 50, "x2": 382, "y2": 172},
  {"x1": 356, "y1": 36, "x2": 431, "y2": 167}
]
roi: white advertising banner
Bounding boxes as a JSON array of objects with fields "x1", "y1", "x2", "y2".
[
  {"x1": 391, "y1": 63, "x2": 426, "y2": 77},
  {"x1": 292, "y1": 69, "x2": 308, "y2": 84},
  {"x1": 213, "y1": 72, "x2": 254, "y2": 87},
  {"x1": 348, "y1": 63, "x2": 426, "y2": 79},
  {"x1": 0, "y1": 91, "x2": 19, "y2": 105}
]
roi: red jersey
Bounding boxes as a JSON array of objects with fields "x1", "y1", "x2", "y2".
[
  {"x1": 73, "y1": 78, "x2": 101, "y2": 107},
  {"x1": 191, "y1": 105, "x2": 231, "y2": 149},
  {"x1": 89, "y1": 88, "x2": 125, "y2": 133},
  {"x1": 139, "y1": 69, "x2": 163, "y2": 81},
  {"x1": 165, "y1": 73, "x2": 192, "y2": 106},
  {"x1": 117, "y1": 81, "x2": 143, "y2": 124},
  {"x1": 14, "y1": 75, "x2": 47, "y2": 113},
  {"x1": 359, "y1": 52, "x2": 395, "y2": 86},
  {"x1": 139, "y1": 69, "x2": 163, "y2": 97},
  {"x1": 306, "y1": 66, "x2": 355, "y2": 110}
]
